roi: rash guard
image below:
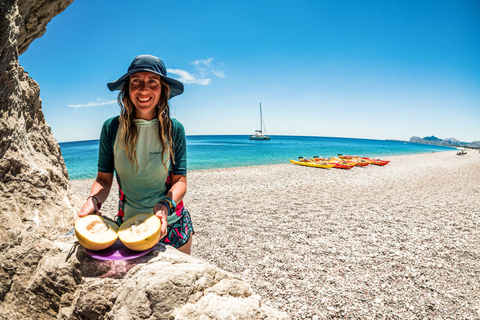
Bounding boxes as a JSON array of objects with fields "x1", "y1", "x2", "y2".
[{"x1": 97, "y1": 116, "x2": 187, "y2": 224}]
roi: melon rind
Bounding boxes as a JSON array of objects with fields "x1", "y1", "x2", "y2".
[
  {"x1": 118, "y1": 214, "x2": 161, "y2": 251},
  {"x1": 75, "y1": 215, "x2": 119, "y2": 251}
]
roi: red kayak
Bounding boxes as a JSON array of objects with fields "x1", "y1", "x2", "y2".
[
  {"x1": 370, "y1": 159, "x2": 390, "y2": 166},
  {"x1": 332, "y1": 162, "x2": 355, "y2": 169},
  {"x1": 339, "y1": 154, "x2": 390, "y2": 166}
]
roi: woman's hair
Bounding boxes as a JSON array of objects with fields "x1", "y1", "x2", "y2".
[{"x1": 117, "y1": 76, "x2": 174, "y2": 173}]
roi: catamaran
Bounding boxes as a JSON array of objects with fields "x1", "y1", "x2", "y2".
[{"x1": 249, "y1": 103, "x2": 270, "y2": 140}]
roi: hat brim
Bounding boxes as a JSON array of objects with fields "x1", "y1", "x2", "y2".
[{"x1": 107, "y1": 69, "x2": 184, "y2": 99}]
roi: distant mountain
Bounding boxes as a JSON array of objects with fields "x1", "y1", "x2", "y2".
[{"x1": 409, "y1": 136, "x2": 480, "y2": 149}]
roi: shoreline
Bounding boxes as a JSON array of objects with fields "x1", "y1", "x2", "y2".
[
  {"x1": 70, "y1": 151, "x2": 480, "y2": 319},
  {"x1": 69, "y1": 150, "x2": 456, "y2": 182}
]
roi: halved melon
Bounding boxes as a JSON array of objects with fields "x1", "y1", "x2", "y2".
[
  {"x1": 75, "y1": 215, "x2": 119, "y2": 251},
  {"x1": 118, "y1": 214, "x2": 161, "y2": 251}
]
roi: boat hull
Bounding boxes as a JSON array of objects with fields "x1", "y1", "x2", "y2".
[{"x1": 249, "y1": 135, "x2": 271, "y2": 140}]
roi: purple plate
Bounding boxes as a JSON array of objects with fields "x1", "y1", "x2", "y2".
[{"x1": 84, "y1": 239, "x2": 154, "y2": 261}]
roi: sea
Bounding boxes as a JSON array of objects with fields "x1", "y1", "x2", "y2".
[{"x1": 59, "y1": 135, "x2": 456, "y2": 181}]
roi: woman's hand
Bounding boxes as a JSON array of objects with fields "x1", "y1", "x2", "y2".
[
  {"x1": 153, "y1": 203, "x2": 168, "y2": 240},
  {"x1": 73, "y1": 172, "x2": 113, "y2": 226},
  {"x1": 73, "y1": 197, "x2": 99, "y2": 226}
]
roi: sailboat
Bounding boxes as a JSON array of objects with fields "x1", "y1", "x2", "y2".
[{"x1": 249, "y1": 103, "x2": 270, "y2": 140}]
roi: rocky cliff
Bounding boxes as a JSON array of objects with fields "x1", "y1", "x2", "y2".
[
  {"x1": 0, "y1": 1, "x2": 288, "y2": 319},
  {"x1": 410, "y1": 135, "x2": 480, "y2": 148},
  {"x1": 0, "y1": 0, "x2": 76, "y2": 246}
]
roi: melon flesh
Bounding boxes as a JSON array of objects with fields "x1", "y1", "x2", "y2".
[
  {"x1": 75, "y1": 215, "x2": 119, "y2": 251},
  {"x1": 118, "y1": 214, "x2": 161, "y2": 251}
]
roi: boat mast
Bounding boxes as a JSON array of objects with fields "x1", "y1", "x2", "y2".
[{"x1": 259, "y1": 103, "x2": 263, "y2": 134}]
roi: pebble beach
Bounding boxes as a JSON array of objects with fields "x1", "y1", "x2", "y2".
[{"x1": 70, "y1": 150, "x2": 480, "y2": 319}]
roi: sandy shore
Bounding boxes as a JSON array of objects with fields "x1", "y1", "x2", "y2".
[{"x1": 70, "y1": 150, "x2": 480, "y2": 319}]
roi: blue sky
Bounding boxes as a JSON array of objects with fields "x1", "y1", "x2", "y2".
[{"x1": 19, "y1": 0, "x2": 480, "y2": 143}]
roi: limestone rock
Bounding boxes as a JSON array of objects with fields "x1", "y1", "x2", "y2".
[
  {"x1": 0, "y1": 0, "x2": 77, "y2": 247},
  {"x1": 0, "y1": 240, "x2": 289, "y2": 320}
]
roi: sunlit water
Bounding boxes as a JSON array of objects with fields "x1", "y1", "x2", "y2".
[{"x1": 59, "y1": 135, "x2": 455, "y2": 180}]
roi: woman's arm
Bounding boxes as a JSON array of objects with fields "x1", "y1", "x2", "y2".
[
  {"x1": 166, "y1": 174, "x2": 187, "y2": 204},
  {"x1": 153, "y1": 174, "x2": 187, "y2": 237},
  {"x1": 74, "y1": 172, "x2": 114, "y2": 225}
]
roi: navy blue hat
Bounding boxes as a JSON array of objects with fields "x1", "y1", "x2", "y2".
[{"x1": 107, "y1": 55, "x2": 184, "y2": 99}]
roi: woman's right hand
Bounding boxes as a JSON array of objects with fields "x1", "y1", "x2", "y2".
[
  {"x1": 73, "y1": 197, "x2": 98, "y2": 226},
  {"x1": 73, "y1": 173, "x2": 113, "y2": 226}
]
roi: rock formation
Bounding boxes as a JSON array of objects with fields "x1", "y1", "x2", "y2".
[
  {"x1": 0, "y1": 1, "x2": 289, "y2": 318},
  {"x1": 0, "y1": 0, "x2": 77, "y2": 245},
  {"x1": 409, "y1": 135, "x2": 480, "y2": 148},
  {"x1": 1, "y1": 242, "x2": 288, "y2": 320}
]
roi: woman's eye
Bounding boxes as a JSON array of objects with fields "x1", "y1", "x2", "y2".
[{"x1": 147, "y1": 80, "x2": 160, "y2": 87}]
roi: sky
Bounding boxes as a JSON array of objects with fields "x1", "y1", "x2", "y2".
[{"x1": 19, "y1": 0, "x2": 480, "y2": 143}]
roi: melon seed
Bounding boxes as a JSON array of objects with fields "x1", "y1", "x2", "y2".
[
  {"x1": 130, "y1": 221, "x2": 149, "y2": 235},
  {"x1": 86, "y1": 220, "x2": 109, "y2": 234}
]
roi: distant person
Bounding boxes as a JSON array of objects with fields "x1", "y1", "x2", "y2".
[{"x1": 74, "y1": 55, "x2": 193, "y2": 254}]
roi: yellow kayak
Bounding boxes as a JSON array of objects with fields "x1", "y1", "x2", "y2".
[{"x1": 289, "y1": 159, "x2": 335, "y2": 169}]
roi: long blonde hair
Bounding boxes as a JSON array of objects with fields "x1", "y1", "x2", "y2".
[{"x1": 117, "y1": 76, "x2": 174, "y2": 172}]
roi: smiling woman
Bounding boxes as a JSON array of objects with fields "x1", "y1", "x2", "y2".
[{"x1": 75, "y1": 54, "x2": 194, "y2": 255}]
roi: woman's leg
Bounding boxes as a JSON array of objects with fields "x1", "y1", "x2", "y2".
[{"x1": 177, "y1": 235, "x2": 192, "y2": 255}]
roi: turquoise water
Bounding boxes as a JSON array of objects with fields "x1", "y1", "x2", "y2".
[{"x1": 59, "y1": 135, "x2": 456, "y2": 180}]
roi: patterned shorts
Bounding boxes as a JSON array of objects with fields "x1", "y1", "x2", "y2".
[{"x1": 160, "y1": 207, "x2": 194, "y2": 249}]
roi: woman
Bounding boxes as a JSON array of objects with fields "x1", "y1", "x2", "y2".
[{"x1": 74, "y1": 55, "x2": 193, "y2": 254}]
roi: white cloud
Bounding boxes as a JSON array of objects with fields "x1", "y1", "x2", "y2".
[
  {"x1": 196, "y1": 78, "x2": 211, "y2": 85},
  {"x1": 193, "y1": 57, "x2": 214, "y2": 68},
  {"x1": 167, "y1": 57, "x2": 225, "y2": 86},
  {"x1": 167, "y1": 69, "x2": 208, "y2": 85},
  {"x1": 68, "y1": 99, "x2": 117, "y2": 108},
  {"x1": 212, "y1": 69, "x2": 225, "y2": 78}
]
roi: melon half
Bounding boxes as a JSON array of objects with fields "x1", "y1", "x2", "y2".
[
  {"x1": 75, "y1": 215, "x2": 119, "y2": 251},
  {"x1": 118, "y1": 214, "x2": 162, "y2": 251}
]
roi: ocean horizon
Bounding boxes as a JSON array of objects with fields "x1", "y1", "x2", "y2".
[{"x1": 59, "y1": 135, "x2": 456, "y2": 181}]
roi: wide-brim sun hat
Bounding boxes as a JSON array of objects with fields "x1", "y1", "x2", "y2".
[{"x1": 107, "y1": 54, "x2": 184, "y2": 99}]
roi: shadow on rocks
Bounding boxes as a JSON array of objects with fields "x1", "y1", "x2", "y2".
[{"x1": 72, "y1": 241, "x2": 166, "y2": 279}]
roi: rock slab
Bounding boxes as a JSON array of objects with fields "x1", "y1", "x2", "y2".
[{"x1": 1, "y1": 240, "x2": 289, "y2": 320}]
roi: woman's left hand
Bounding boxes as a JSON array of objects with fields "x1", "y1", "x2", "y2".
[{"x1": 153, "y1": 203, "x2": 168, "y2": 240}]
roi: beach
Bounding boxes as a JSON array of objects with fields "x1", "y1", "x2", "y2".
[{"x1": 70, "y1": 150, "x2": 480, "y2": 319}]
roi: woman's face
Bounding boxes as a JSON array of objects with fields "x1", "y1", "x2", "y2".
[{"x1": 129, "y1": 71, "x2": 162, "y2": 120}]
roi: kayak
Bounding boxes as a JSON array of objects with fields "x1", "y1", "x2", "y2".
[
  {"x1": 359, "y1": 156, "x2": 390, "y2": 166},
  {"x1": 370, "y1": 159, "x2": 390, "y2": 166},
  {"x1": 331, "y1": 162, "x2": 355, "y2": 169},
  {"x1": 313, "y1": 157, "x2": 355, "y2": 169},
  {"x1": 331, "y1": 156, "x2": 365, "y2": 166},
  {"x1": 339, "y1": 154, "x2": 390, "y2": 166},
  {"x1": 289, "y1": 159, "x2": 335, "y2": 169}
]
